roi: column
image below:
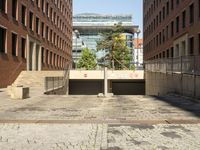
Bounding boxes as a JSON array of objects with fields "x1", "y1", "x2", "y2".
[
  {"x1": 32, "y1": 42, "x2": 37, "y2": 71},
  {"x1": 38, "y1": 45, "x2": 42, "y2": 71},
  {"x1": 26, "y1": 35, "x2": 30, "y2": 71},
  {"x1": 104, "y1": 67, "x2": 108, "y2": 96}
]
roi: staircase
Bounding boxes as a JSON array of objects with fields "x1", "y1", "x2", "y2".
[{"x1": 13, "y1": 71, "x2": 63, "y2": 88}]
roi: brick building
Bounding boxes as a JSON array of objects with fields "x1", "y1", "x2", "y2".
[
  {"x1": 143, "y1": 0, "x2": 200, "y2": 60},
  {"x1": 144, "y1": 0, "x2": 200, "y2": 98},
  {"x1": 0, "y1": 0, "x2": 72, "y2": 88}
]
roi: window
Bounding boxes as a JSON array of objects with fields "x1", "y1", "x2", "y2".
[
  {"x1": 176, "y1": 0, "x2": 179, "y2": 5},
  {"x1": 171, "y1": 47, "x2": 174, "y2": 58},
  {"x1": 36, "y1": 0, "x2": 39, "y2": 7},
  {"x1": 199, "y1": 34, "x2": 200, "y2": 54},
  {"x1": 171, "y1": 21, "x2": 174, "y2": 37},
  {"x1": 0, "y1": 27, "x2": 6, "y2": 53},
  {"x1": 171, "y1": 0, "x2": 174, "y2": 10},
  {"x1": 199, "y1": 0, "x2": 200, "y2": 18},
  {"x1": 46, "y1": 2, "x2": 49, "y2": 17},
  {"x1": 162, "y1": 7, "x2": 165, "y2": 19},
  {"x1": 21, "y1": 5, "x2": 26, "y2": 26},
  {"x1": 189, "y1": 37, "x2": 194, "y2": 55},
  {"x1": 29, "y1": 11, "x2": 33, "y2": 30},
  {"x1": 176, "y1": 16, "x2": 179, "y2": 33},
  {"x1": 21, "y1": 38, "x2": 26, "y2": 58},
  {"x1": 189, "y1": 4, "x2": 194, "y2": 24},
  {"x1": 50, "y1": 51, "x2": 52, "y2": 65},
  {"x1": 166, "y1": 25, "x2": 169, "y2": 40},
  {"x1": 41, "y1": 47, "x2": 44, "y2": 63},
  {"x1": 46, "y1": 49, "x2": 49, "y2": 64},
  {"x1": 182, "y1": 11, "x2": 186, "y2": 28},
  {"x1": 41, "y1": 0, "x2": 44, "y2": 12},
  {"x1": 0, "y1": 0, "x2": 6, "y2": 13},
  {"x1": 41, "y1": 22, "x2": 44, "y2": 37},
  {"x1": 36, "y1": 17, "x2": 39, "y2": 34},
  {"x1": 166, "y1": 1, "x2": 169, "y2": 15},
  {"x1": 12, "y1": 33, "x2": 17, "y2": 56},
  {"x1": 12, "y1": 0, "x2": 17, "y2": 19},
  {"x1": 46, "y1": 26, "x2": 49, "y2": 40}
]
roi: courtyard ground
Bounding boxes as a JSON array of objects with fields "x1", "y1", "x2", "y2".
[{"x1": 0, "y1": 89, "x2": 200, "y2": 149}]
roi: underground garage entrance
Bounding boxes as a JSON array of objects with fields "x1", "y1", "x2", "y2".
[{"x1": 69, "y1": 79, "x2": 145, "y2": 95}]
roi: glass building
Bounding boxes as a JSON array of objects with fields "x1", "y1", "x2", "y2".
[{"x1": 72, "y1": 13, "x2": 139, "y2": 66}]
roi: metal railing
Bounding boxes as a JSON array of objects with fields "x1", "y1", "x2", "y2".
[
  {"x1": 44, "y1": 61, "x2": 71, "y2": 93},
  {"x1": 45, "y1": 77, "x2": 64, "y2": 92},
  {"x1": 145, "y1": 55, "x2": 200, "y2": 75}
]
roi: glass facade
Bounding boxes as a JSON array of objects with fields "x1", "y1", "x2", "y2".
[{"x1": 72, "y1": 13, "x2": 139, "y2": 65}]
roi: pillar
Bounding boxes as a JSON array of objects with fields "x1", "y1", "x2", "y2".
[
  {"x1": 38, "y1": 45, "x2": 42, "y2": 71},
  {"x1": 26, "y1": 35, "x2": 30, "y2": 71},
  {"x1": 104, "y1": 67, "x2": 108, "y2": 96},
  {"x1": 32, "y1": 42, "x2": 37, "y2": 71}
]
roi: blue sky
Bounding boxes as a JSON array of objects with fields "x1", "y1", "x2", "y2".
[{"x1": 73, "y1": 0, "x2": 143, "y2": 37}]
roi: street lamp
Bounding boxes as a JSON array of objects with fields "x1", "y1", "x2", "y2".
[
  {"x1": 136, "y1": 29, "x2": 141, "y2": 68},
  {"x1": 74, "y1": 30, "x2": 80, "y2": 69}
]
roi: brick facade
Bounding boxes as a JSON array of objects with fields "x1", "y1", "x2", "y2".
[
  {"x1": 0, "y1": 0, "x2": 72, "y2": 88},
  {"x1": 143, "y1": 0, "x2": 200, "y2": 61}
]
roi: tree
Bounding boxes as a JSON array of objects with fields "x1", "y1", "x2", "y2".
[
  {"x1": 97, "y1": 23, "x2": 131, "y2": 70},
  {"x1": 77, "y1": 48, "x2": 97, "y2": 70}
]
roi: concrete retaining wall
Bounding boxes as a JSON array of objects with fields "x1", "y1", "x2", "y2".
[{"x1": 146, "y1": 71, "x2": 200, "y2": 99}]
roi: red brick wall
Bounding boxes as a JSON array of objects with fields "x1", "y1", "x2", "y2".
[
  {"x1": 143, "y1": 0, "x2": 200, "y2": 60},
  {"x1": 0, "y1": 0, "x2": 72, "y2": 88}
]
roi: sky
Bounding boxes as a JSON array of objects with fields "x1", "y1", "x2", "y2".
[{"x1": 73, "y1": 0, "x2": 143, "y2": 37}]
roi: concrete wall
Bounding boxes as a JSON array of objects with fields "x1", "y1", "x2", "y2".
[{"x1": 146, "y1": 71, "x2": 200, "y2": 99}]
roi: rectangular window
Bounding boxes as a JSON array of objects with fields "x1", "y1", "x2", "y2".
[
  {"x1": 166, "y1": 1, "x2": 169, "y2": 15},
  {"x1": 21, "y1": 5, "x2": 26, "y2": 26},
  {"x1": 41, "y1": 0, "x2": 44, "y2": 12},
  {"x1": 171, "y1": 0, "x2": 174, "y2": 10},
  {"x1": 171, "y1": 47, "x2": 174, "y2": 58},
  {"x1": 199, "y1": 34, "x2": 200, "y2": 54},
  {"x1": 171, "y1": 21, "x2": 174, "y2": 37},
  {"x1": 0, "y1": 0, "x2": 6, "y2": 12},
  {"x1": 199, "y1": 0, "x2": 200, "y2": 18},
  {"x1": 12, "y1": 33, "x2": 17, "y2": 56},
  {"x1": 176, "y1": 0, "x2": 179, "y2": 5},
  {"x1": 182, "y1": 10, "x2": 186, "y2": 28},
  {"x1": 189, "y1": 4, "x2": 194, "y2": 24},
  {"x1": 36, "y1": 0, "x2": 39, "y2": 7},
  {"x1": 166, "y1": 25, "x2": 169, "y2": 40},
  {"x1": 0, "y1": 27, "x2": 6, "y2": 53},
  {"x1": 41, "y1": 22, "x2": 44, "y2": 37},
  {"x1": 12, "y1": 0, "x2": 17, "y2": 19},
  {"x1": 46, "y1": 49, "x2": 49, "y2": 64},
  {"x1": 21, "y1": 38, "x2": 26, "y2": 58},
  {"x1": 162, "y1": 7, "x2": 165, "y2": 19},
  {"x1": 50, "y1": 51, "x2": 52, "y2": 65},
  {"x1": 29, "y1": 11, "x2": 33, "y2": 30},
  {"x1": 46, "y1": 26, "x2": 49, "y2": 40},
  {"x1": 36, "y1": 17, "x2": 39, "y2": 34},
  {"x1": 176, "y1": 16, "x2": 179, "y2": 32},
  {"x1": 46, "y1": 2, "x2": 49, "y2": 17},
  {"x1": 189, "y1": 37, "x2": 194, "y2": 55},
  {"x1": 41, "y1": 47, "x2": 44, "y2": 63}
]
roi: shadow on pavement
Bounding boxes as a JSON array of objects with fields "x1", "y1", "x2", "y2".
[{"x1": 153, "y1": 95, "x2": 200, "y2": 118}]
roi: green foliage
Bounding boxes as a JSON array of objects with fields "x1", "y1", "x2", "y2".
[
  {"x1": 130, "y1": 64, "x2": 136, "y2": 70},
  {"x1": 97, "y1": 24, "x2": 131, "y2": 70},
  {"x1": 77, "y1": 48, "x2": 97, "y2": 70}
]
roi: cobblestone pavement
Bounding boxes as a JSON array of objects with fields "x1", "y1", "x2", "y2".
[
  {"x1": 0, "y1": 90, "x2": 200, "y2": 149},
  {"x1": 0, "y1": 91, "x2": 200, "y2": 121},
  {"x1": 0, "y1": 123, "x2": 200, "y2": 150}
]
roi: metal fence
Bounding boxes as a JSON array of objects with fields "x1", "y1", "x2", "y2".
[
  {"x1": 145, "y1": 55, "x2": 200, "y2": 75},
  {"x1": 44, "y1": 62, "x2": 71, "y2": 93},
  {"x1": 45, "y1": 77, "x2": 64, "y2": 92}
]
